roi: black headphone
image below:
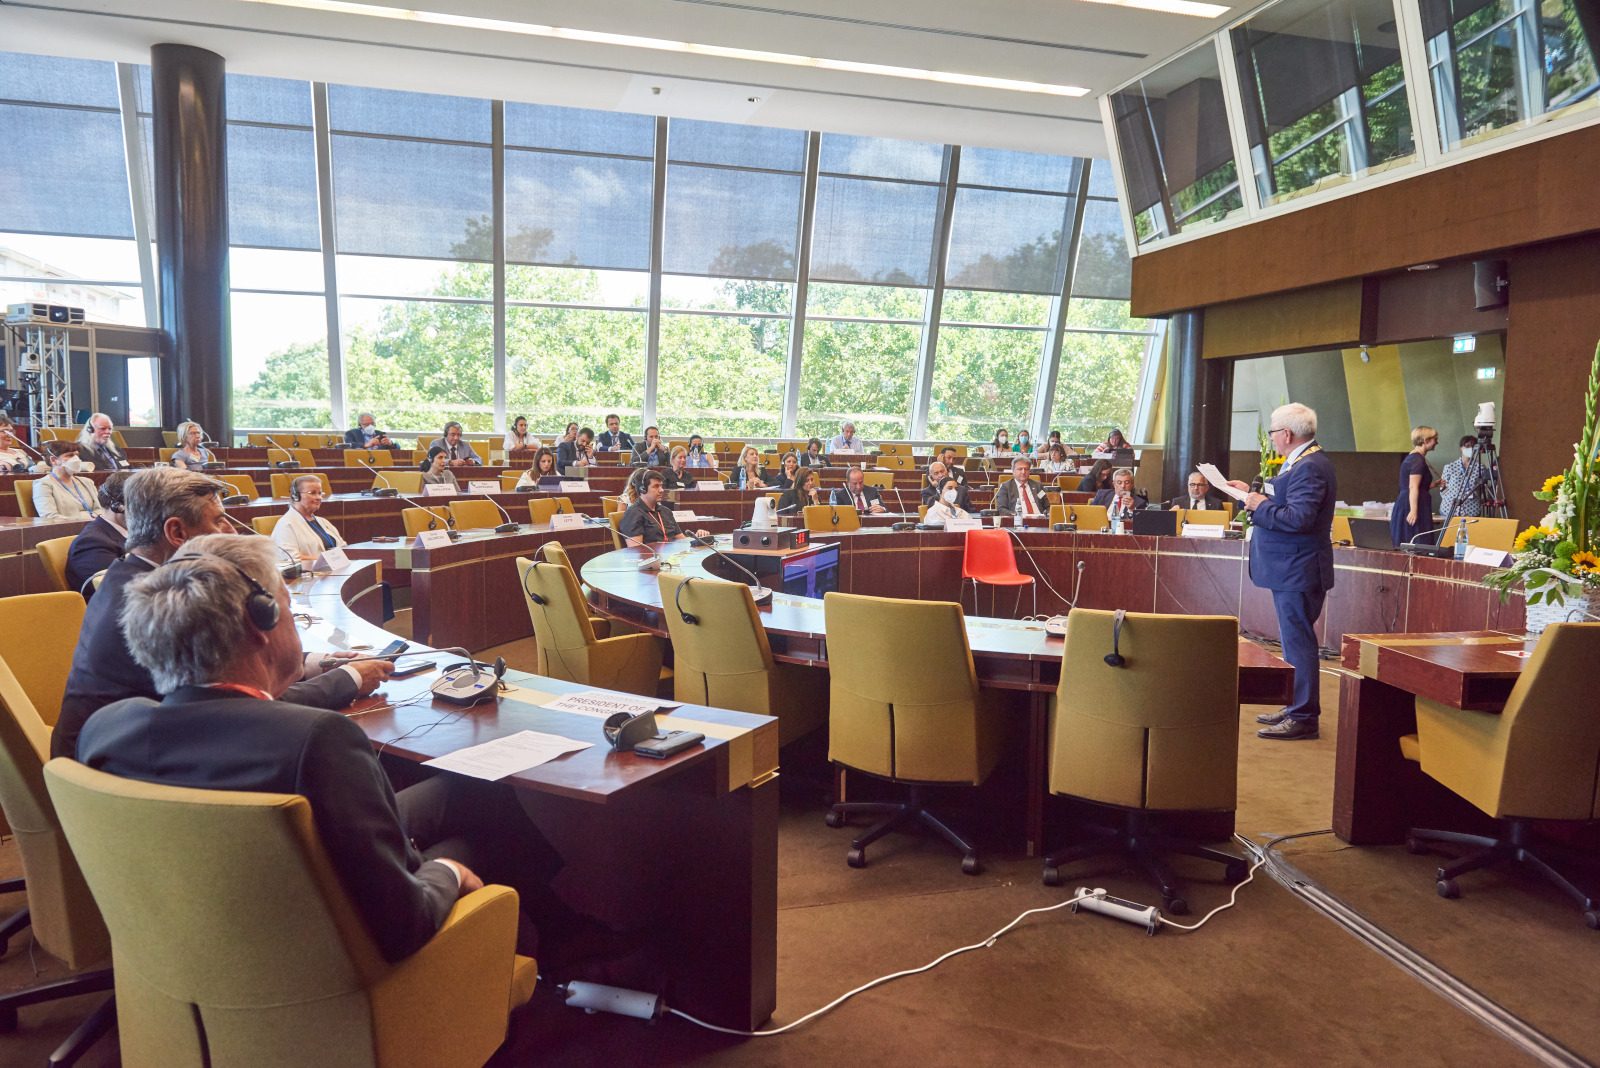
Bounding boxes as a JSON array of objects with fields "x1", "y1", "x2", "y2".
[
  {"x1": 674, "y1": 576, "x2": 698, "y2": 626},
  {"x1": 1103, "y1": 608, "x2": 1126, "y2": 668},
  {"x1": 521, "y1": 561, "x2": 547, "y2": 605},
  {"x1": 289, "y1": 475, "x2": 309, "y2": 502},
  {"x1": 169, "y1": 552, "x2": 280, "y2": 631}
]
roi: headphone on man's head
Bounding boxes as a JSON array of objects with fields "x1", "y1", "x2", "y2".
[{"x1": 167, "y1": 552, "x2": 280, "y2": 631}]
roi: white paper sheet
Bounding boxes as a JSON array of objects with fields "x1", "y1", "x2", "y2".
[
  {"x1": 422, "y1": 731, "x2": 592, "y2": 780},
  {"x1": 543, "y1": 690, "x2": 677, "y2": 719},
  {"x1": 1196, "y1": 463, "x2": 1248, "y2": 502}
]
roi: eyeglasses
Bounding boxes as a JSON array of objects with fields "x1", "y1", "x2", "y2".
[{"x1": 1267, "y1": 427, "x2": 1289, "y2": 436}]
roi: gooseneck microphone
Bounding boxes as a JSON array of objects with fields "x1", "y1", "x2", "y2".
[
  {"x1": 220, "y1": 511, "x2": 304, "y2": 580},
  {"x1": 361, "y1": 457, "x2": 399, "y2": 497},
  {"x1": 399, "y1": 492, "x2": 461, "y2": 541},
  {"x1": 266, "y1": 436, "x2": 301, "y2": 469},
  {"x1": 690, "y1": 535, "x2": 773, "y2": 605}
]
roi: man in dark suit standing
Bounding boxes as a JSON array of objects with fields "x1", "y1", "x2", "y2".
[
  {"x1": 830, "y1": 467, "x2": 887, "y2": 513},
  {"x1": 54, "y1": 468, "x2": 388, "y2": 761},
  {"x1": 75, "y1": 534, "x2": 577, "y2": 964},
  {"x1": 1230, "y1": 402, "x2": 1336, "y2": 740},
  {"x1": 1166, "y1": 471, "x2": 1227, "y2": 512}
]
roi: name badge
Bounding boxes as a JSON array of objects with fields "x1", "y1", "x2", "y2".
[
  {"x1": 945, "y1": 513, "x2": 981, "y2": 532},
  {"x1": 413, "y1": 529, "x2": 453, "y2": 549},
  {"x1": 548, "y1": 513, "x2": 586, "y2": 531},
  {"x1": 314, "y1": 547, "x2": 350, "y2": 572},
  {"x1": 467, "y1": 480, "x2": 498, "y2": 494},
  {"x1": 423, "y1": 483, "x2": 457, "y2": 497},
  {"x1": 672, "y1": 510, "x2": 695, "y2": 522},
  {"x1": 697, "y1": 480, "x2": 721, "y2": 491},
  {"x1": 559, "y1": 480, "x2": 588, "y2": 492}
]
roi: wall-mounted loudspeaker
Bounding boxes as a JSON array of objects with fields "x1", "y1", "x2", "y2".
[{"x1": 1473, "y1": 259, "x2": 1508, "y2": 310}]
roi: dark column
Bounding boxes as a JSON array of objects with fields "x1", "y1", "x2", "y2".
[
  {"x1": 1162, "y1": 310, "x2": 1232, "y2": 502},
  {"x1": 151, "y1": 44, "x2": 229, "y2": 440}
]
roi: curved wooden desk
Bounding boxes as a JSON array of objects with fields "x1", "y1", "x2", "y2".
[{"x1": 290, "y1": 560, "x2": 779, "y2": 1030}]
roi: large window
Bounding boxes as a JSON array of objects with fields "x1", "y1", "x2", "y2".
[
  {"x1": 1051, "y1": 301, "x2": 1160, "y2": 441},
  {"x1": 1110, "y1": 42, "x2": 1245, "y2": 246},
  {"x1": 0, "y1": 52, "x2": 146, "y2": 325},
  {"x1": 1232, "y1": 0, "x2": 1416, "y2": 206},
  {"x1": 1422, "y1": 0, "x2": 1598, "y2": 151}
]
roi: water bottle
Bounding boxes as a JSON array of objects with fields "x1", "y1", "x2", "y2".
[{"x1": 1453, "y1": 521, "x2": 1469, "y2": 561}]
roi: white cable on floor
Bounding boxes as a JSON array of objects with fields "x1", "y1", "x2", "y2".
[{"x1": 1157, "y1": 834, "x2": 1267, "y2": 931}]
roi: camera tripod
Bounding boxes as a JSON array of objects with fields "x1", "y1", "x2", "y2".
[{"x1": 1442, "y1": 425, "x2": 1508, "y2": 525}]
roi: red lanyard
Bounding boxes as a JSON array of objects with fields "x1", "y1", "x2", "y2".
[{"x1": 204, "y1": 682, "x2": 272, "y2": 701}]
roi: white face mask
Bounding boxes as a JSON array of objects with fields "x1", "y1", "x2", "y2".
[
  {"x1": 1461, "y1": 448, "x2": 1473, "y2": 461},
  {"x1": 998, "y1": 435, "x2": 1008, "y2": 445},
  {"x1": 58, "y1": 457, "x2": 81, "y2": 474},
  {"x1": 943, "y1": 488, "x2": 958, "y2": 503}
]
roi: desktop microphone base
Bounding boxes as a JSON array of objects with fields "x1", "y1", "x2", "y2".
[
  {"x1": 749, "y1": 585, "x2": 773, "y2": 606},
  {"x1": 370, "y1": 487, "x2": 398, "y2": 497},
  {"x1": 638, "y1": 558, "x2": 662, "y2": 572},
  {"x1": 495, "y1": 522, "x2": 520, "y2": 534}
]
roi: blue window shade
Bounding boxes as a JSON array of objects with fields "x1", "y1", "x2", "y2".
[
  {"x1": 1071, "y1": 199, "x2": 1132, "y2": 302},
  {"x1": 667, "y1": 118, "x2": 805, "y2": 171},
  {"x1": 228, "y1": 125, "x2": 320, "y2": 250},
  {"x1": 945, "y1": 187, "x2": 1072, "y2": 294},
  {"x1": 0, "y1": 52, "x2": 119, "y2": 108},
  {"x1": 663, "y1": 164, "x2": 801, "y2": 280},
  {"x1": 331, "y1": 135, "x2": 492, "y2": 259},
  {"x1": 958, "y1": 147, "x2": 1078, "y2": 193},
  {"x1": 504, "y1": 102, "x2": 654, "y2": 156},
  {"x1": 809, "y1": 176, "x2": 939, "y2": 287},
  {"x1": 818, "y1": 134, "x2": 943, "y2": 182},
  {"x1": 327, "y1": 84, "x2": 490, "y2": 143},
  {"x1": 0, "y1": 104, "x2": 132, "y2": 238},
  {"x1": 504, "y1": 149, "x2": 653, "y2": 270},
  {"x1": 1088, "y1": 158, "x2": 1118, "y2": 198},
  {"x1": 226, "y1": 74, "x2": 312, "y2": 127}
]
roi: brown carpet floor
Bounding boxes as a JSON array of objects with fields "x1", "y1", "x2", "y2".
[{"x1": 2, "y1": 662, "x2": 1587, "y2": 1066}]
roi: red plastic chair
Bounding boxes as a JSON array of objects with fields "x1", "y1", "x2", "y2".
[{"x1": 961, "y1": 528, "x2": 1036, "y2": 617}]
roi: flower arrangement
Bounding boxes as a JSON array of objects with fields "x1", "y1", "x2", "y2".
[{"x1": 1484, "y1": 341, "x2": 1600, "y2": 608}]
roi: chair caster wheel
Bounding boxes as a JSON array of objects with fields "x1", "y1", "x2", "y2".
[
  {"x1": 824, "y1": 810, "x2": 844, "y2": 829},
  {"x1": 1225, "y1": 861, "x2": 1248, "y2": 884},
  {"x1": 1584, "y1": 910, "x2": 1599, "y2": 931},
  {"x1": 1042, "y1": 865, "x2": 1062, "y2": 887},
  {"x1": 1406, "y1": 837, "x2": 1428, "y2": 855},
  {"x1": 1164, "y1": 896, "x2": 1189, "y2": 916},
  {"x1": 961, "y1": 855, "x2": 981, "y2": 876},
  {"x1": 847, "y1": 848, "x2": 866, "y2": 868},
  {"x1": 1437, "y1": 878, "x2": 1460, "y2": 899}
]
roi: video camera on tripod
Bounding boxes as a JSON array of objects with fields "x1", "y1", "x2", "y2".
[{"x1": 1456, "y1": 402, "x2": 1508, "y2": 520}]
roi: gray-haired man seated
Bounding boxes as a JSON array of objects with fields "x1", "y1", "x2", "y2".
[{"x1": 75, "y1": 534, "x2": 615, "y2": 968}]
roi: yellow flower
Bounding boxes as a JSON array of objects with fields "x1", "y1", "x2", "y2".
[
  {"x1": 1514, "y1": 525, "x2": 1560, "y2": 552},
  {"x1": 1573, "y1": 551, "x2": 1600, "y2": 575},
  {"x1": 1542, "y1": 475, "x2": 1565, "y2": 494}
]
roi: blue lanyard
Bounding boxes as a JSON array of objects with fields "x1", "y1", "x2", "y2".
[{"x1": 59, "y1": 474, "x2": 93, "y2": 511}]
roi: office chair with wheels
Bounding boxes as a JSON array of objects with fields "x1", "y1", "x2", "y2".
[
  {"x1": 823, "y1": 592, "x2": 1007, "y2": 874},
  {"x1": 1401, "y1": 622, "x2": 1600, "y2": 927},
  {"x1": 802, "y1": 504, "x2": 860, "y2": 533},
  {"x1": 1042, "y1": 609, "x2": 1245, "y2": 914},
  {"x1": 527, "y1": 497, "x2": 574, "y2": 525},
  {"x1": 0, "y1": 617, "x2": 113, "y2": 1066},
  {"x1": 515, "y1": 556, "x2": 663, "y2": 696},
  {"x1": 537, "y1": 542, "x2": 611, "y2": 639},
  {"x1": 402, "y1": 507, "x2": 451, "y2": 539},
  {"x1": 44, "y1": 759, "x2": 535, "y2": 1068},
  {"x1": 658, "y1": 573, "x2": 827, "y2": 746},
  {"x1": 15, "y1": 479, "x2": 39, "y2": 519},
  {"x1": 1047, "y1": 504, "x2": 1108, "y2": 530},
  {"x1": 447, "y1": 499, "x2": 504, "y2": 530}
]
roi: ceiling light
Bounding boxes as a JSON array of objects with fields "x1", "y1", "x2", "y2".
[
  {"x1": 236, "y1": 0, "x2": 1090, "y2": 96},
  {"x1": 1076, "y1": 0, "x2": 1231, "y2": 18}
]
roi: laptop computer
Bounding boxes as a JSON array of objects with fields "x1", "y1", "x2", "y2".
[
  {"x1": 1346, "y1": 517, "x2": 1395, "y2": 550},
  {"x1": 537, "y1": 475, "x2": 567, "y2": 491},
  {"x1": 1130, "y1": 509, "x2": 1179, "y2": 537}
]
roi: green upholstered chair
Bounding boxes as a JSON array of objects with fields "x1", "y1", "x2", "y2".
[
  {"x1": 515, "y1": 556, "x2": 662, "y2": 697},
  {"x1": 0, "y1": 614, "x2": 114, "y2": 1065},
  {"x1": 44, "y1": 758, "x2": 536, "y2": 1068},
  {"x1": 538, "y1": 541, "x2": 611, "y2": 640},
  {"x1": 1401, "y1": 622, "x2": 1600, "y2": 925},
  {"x1": 35, "y1": 536, "x2": 75, "y2": 593},
  {"x1": 822, "y1": 592, "x2": 1007, "y2": 874},
  {"x1": 658, "y1": 573, "x2": 827, "y2": 746},
  {"x1": 1042, "y1": 609, "x2": 1246, "y2": 915}
]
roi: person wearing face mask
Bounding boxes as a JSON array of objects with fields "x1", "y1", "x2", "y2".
[
  {"x1": 1016, "y1": 430, "x2": 1033, "y2": 455},
  {"x1": 922, "y1": 460, "x2": 973, "y2": 512},
  {"x1": 35, "y1": 440, "x2": 102, "y2": 521},
  {"x1": 923, "y1": 477, "x2": 974, "y2": 528},
  {"x1": 1439, "y1": 435, "x2": 1487, "y2": 521},
  {"x1": 990, "y1": 429, "x2": 1013, "y2": 456}
]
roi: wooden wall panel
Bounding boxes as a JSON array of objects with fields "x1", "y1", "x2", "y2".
[
  {"x1": 1201, "y1": 280, "x2": 1364, "y2": 360},
  {"x1": 1132, "y1": 120, "x2": 1600, "y2": 317}
]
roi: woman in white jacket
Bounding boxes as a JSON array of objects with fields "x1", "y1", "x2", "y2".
[
  {"x1": 271, "y1": 475, "x2": 346, "y2": 561},
  {"x1": 922, "y1": 476, "x2": 973, "y2": 528},
  {"x1": 33, "y1": 440, "x2": 103, "y2": 521}
]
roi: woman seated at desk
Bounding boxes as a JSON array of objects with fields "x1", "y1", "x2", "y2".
[
  {"x1": 736, "y1": 446, "x2": 772, "y2": 490},
  {"x1": 170, "y1": 421, "x2": 216, "y2": 470},
  {"x1": 661, "y1": 447, "x2": 698, "y2": 490},
  {"x1": 0, "y1": 419, "x2": 31, "y2": 473},
  {"x1": 685, "y1": 435, "x2": 719, "y2": 469},
  {"x1": 774, "y1": 452, "x2": 801, "y2": 490},
  {"x1": 420, "y1": 447, "x2": 460, "y2": 490},
  {"x1": 1038, "y1": 442, "x2": 1076, "y2": 476},
  {"x1": 776, "y1": 468, "x2": 824, "y2": 514},
  {"x1": 514, "y1": 447, "x2": 559, "y2": 489},
  {"x1": 34, "y1": 440, "x2": 102, "y2": 521},
  {"x1": 503, "y1": 416, "x2": 538, "y2": 454},
  {"x1": 923, "y1": 476, "x2": 974, "y2": 528}
]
